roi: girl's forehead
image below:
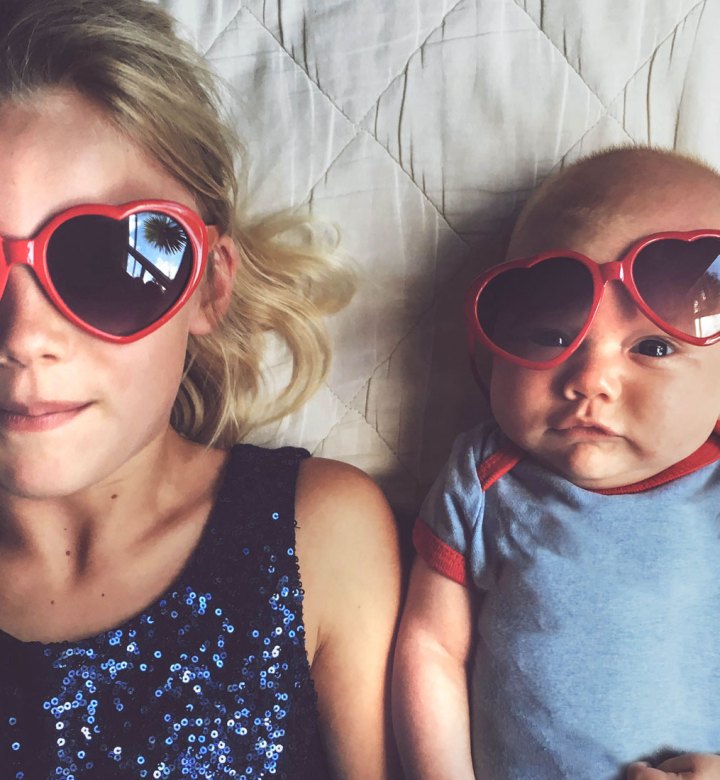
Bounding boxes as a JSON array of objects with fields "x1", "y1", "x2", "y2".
[{"x1": 0, "y1": 90, "x2": 193, "y2": 237}]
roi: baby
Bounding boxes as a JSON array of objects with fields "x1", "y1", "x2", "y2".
[{"x1": 394, "y1": 147, "x2": 720, "y2": 779}]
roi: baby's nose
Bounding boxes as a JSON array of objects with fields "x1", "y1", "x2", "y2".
[{"x1": 559, "y1": 341, "x2": 623, "y2": 402}]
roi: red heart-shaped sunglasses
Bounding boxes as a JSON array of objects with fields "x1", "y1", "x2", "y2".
[
  {"x1": 0, "y1": 200, "x2": 218, "y2": 342},
  {"x1": 466, "y1": 230, "x2": 720, "y2": 370}
]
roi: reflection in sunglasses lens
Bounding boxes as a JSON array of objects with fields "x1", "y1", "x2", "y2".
[
  {"x1": 634, "y1": 237, "x2": 720, "y2": 339},
  {"x1": 47, "y1": 212, "x2": 193, "y2": 336},
  {"x1": 477, "y1": 257, "x2": 593, "y2": 362}
]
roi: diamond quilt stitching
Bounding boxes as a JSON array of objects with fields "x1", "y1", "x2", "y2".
[
  {"x1": 361, "y1": 0, "x2": 606, "y2": 240},
  {"x1": 242, "y1": 4, "x2": 359, "y2": 130},
  {"x1": 604, "y1": 0, "x2": 705, "y2": 107},
  {"x1": 202, "y1": 6, "x2": 243, "y2": 56},
  {"x1": 243, "y1": 0, "x2": 463, "y2": 127},
  {"x1": 511, "y1": 0, "x2": 610, "y2": 108}
]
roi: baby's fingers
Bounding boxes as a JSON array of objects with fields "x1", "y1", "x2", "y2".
[
  {"x1": 628, "y1": 753, "x2": 720, "y2": 779},
  {"x1": 627, "y1": 762, "x2": 674, "y2": 779},
  {"x1": 656, "y1": 753, "x2": 720, "y2": 778}
]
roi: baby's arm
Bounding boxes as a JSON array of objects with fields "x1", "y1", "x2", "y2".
[
  {"x1": 628, "y1": 754, "x2": 720, "y2": 778},
  {"x1": 393, "y1": 556, "x2": 475, "y2": 779}
]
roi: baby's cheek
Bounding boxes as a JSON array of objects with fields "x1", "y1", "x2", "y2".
[{"x1": 489, "y1": 364, "x2": 545, "y2": 447}]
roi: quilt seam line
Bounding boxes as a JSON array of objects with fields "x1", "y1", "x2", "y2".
[
  {"x1": 510, "y1": 0, "x2": 608, "y2": 109},
  {"x1": 510, "y1": 0, "x2": 706, "y2": 115},
  {"x1": 305, "y1": 132, "x2": 367, "y2": 210},
  {"x1": 311, "y1": 381, "x2": 411, "y2": 470},
  {"x1": 238, "y1": 5, "x2": 366, "y2": 213},
  {"x1": 242, "y1": 0, "x2": 464, "y2": 132},
  {"x1": 242, "y1": 5, "x2": 359, "y2": 131},
  {"x1": 305, "y1": 380, "x2": 407, "y2": 466},
  {"x1": 603, "y1": 0, "x2": 706, "y2": 108},
  {"x1": 318, "y1": 250, "x2": 480, "y2": 466},
  {"x1": 352, "y1": 0, "x2": 469, "y2": 231},
  {"x1": 201, "y1": 2, "x2": 244, "y2": 57},
  {"x1": 236, "y1": 0, "x2": 467, "y2": 235},
  {"x1": 559, "y1": 114, "x2": 635, "y2": 166},
  {"x1": 241, "y1": 0, "x2": 468, "y2": 237},
  {"x1": 488, "y1": 109, "x2": 633, "y2": 230},
  {"x1": 299, "y1": 124, "x2": 468, "y2": 251},
  {"x1": 356, "y1": 0, "x2": 467, "y2": 128}
]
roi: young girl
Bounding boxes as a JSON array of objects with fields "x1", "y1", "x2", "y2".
[{"x1": 0, "y1": 1, "x2": 401, "y2": 778}]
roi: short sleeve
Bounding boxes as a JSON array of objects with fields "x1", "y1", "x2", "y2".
[{"x1": 414, "y1": 425, "x2": 493, "y2": 587}]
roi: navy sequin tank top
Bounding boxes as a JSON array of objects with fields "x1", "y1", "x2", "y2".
[{"x1": 0, "y1": 445, "x2": 330, "y2": 779}]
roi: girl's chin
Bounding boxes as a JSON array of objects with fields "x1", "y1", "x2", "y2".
[{"x1": 0, "y1": 450, "x2": 116, "y2": 500}]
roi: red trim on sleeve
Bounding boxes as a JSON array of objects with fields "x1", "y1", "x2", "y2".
[
  {"x1": 476, "y1": 439, "x2": 524, "y2": 490},
  {"x1": 594, "y1": 422, "x2": 720, "y2": 495},
  {"x1": 413, "y1": 518, "x2": 468, "y2": 586}
]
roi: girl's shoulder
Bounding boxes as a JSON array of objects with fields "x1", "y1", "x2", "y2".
[
  {"x1": 295, "y1": 457, "x2": 399, "y2": 581},
  {"x1": 294, "y1": 456, "x2": 399, "y2": 585},
  {"x1": 296, "y1": 456, "x2": 392, "y2": 525},
  {"x1": 293, "y1": 456, "x2": 400, "y2": 657}
]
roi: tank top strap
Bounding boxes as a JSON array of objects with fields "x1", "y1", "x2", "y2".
[{"x1": 205, "y1": 444, "x2": 311, "y2": 566}]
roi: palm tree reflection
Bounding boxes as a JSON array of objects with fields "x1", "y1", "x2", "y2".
[{"x1": 125, "y1": 213, "x2": 189, "y2": 290}]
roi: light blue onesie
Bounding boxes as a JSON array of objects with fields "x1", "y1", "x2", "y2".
[{"x1": 415, "y1": 420, "x2": 720, "y2": 779}]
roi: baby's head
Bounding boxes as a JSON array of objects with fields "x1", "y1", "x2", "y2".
[{"x1": 469, "y1": 147, "x2": 720, "y2": 489}]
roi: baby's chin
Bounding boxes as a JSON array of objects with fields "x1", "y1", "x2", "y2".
[{"x1": 532, "y1": 440, "x2": 659, "y2": 491}]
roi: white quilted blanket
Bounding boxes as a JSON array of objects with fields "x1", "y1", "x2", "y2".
[{"x1": 159, "y1": 0, "x2": 720, "y2": 518}]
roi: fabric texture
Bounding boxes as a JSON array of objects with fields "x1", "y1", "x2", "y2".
[
  {"x1": 417, "y1": 421, "x2": 720, "y2": 779},
  {"x1": 0, "y1": 445, "x2": 329, "y2": 780}
]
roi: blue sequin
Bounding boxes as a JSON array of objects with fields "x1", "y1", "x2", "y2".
[{"x1": 0, "y1": 446, "x2": 325, "y2": 778}]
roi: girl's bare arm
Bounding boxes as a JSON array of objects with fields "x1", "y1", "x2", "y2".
[{"x1": 296, "y1": 457, "x2": 403, "y2": 779}]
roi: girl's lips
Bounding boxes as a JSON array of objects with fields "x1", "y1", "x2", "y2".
[{"x1": 0, "y1": 402, "x2": 91, "y2": 432}]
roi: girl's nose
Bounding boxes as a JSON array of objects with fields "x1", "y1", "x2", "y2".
[{"x1": 0, "y1": 266, "x2": 74, "y2": 367}]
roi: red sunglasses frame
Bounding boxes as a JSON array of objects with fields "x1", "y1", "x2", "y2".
[
  {"x1": 0, "y1": 199, "x2": 219, "y2": 343},
  {"x1": 465, "y1": 228, "x2": 720, "y2": 371}
]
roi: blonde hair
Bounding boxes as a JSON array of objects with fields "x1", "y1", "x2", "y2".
[{"x1": 0, "y1": 0, "x2": 355, "y2": 446}]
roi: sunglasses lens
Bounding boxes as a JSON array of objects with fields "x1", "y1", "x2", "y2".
[
  {"x1": 633, "y1": 237, "x2": 720, "y2": 340},
  {"x1": 46, "y1": 211, "x2": 194, "y2": 336},
  {"x1": 477, "y1": 257, "x2": 594, "y2": 363}
]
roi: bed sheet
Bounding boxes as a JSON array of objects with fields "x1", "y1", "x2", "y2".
[{"x1": 158, "y1": 0, "x2": 720, "y2": 520}]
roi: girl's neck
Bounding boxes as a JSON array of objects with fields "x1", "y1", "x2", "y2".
[
  {"x1": 0, "y1": 429, "x2": 220, "y2": 587},
  {"x1": 0, "y1": 429, "x2": 228, "y2": 643}
]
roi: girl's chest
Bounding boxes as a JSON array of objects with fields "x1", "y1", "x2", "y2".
[{"x1": 0, "y1": 566, "x2": 318, "y2": 778}]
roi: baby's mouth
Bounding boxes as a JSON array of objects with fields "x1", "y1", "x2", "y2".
[{"x1": 551, "y1": 419, "x2": 619, "y2": 438}]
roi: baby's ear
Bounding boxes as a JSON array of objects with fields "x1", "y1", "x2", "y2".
[{"x1": 188, "y1": 235, "x2": 239, "y2": 336}]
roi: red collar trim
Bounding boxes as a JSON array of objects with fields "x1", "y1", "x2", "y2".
[
  {"x1": 592, "y1": 421, "x2": 720, "y2": 495},
  {"x1": 475, "y1": 424, "x2": 720, "y2": 495},
  {"x1": 476, "y1": 438, "x2": 525, "y2": 490}
]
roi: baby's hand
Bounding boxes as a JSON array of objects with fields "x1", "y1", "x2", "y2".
[{"x1": 627, "y1": 754, "x2": 720, "y2": 779}]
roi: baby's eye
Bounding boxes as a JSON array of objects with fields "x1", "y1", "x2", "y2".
[
  {"x1": 529, "y1": 329, "x2": 572, "y2": 348},
  {"x1": 633, "y1": 338, "x2": 675, "y2": 358}
]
